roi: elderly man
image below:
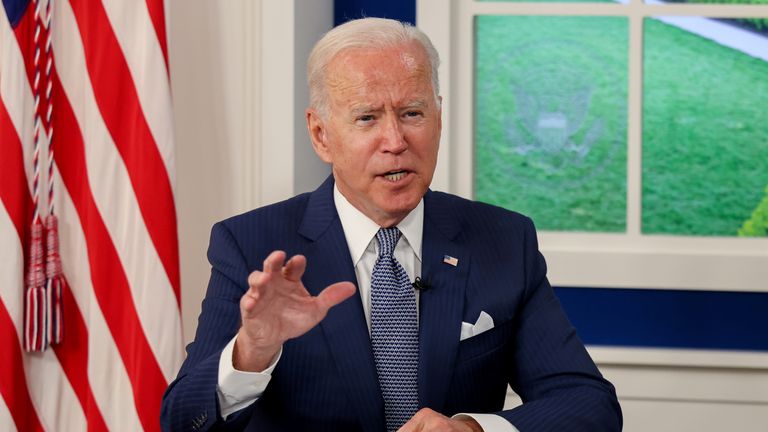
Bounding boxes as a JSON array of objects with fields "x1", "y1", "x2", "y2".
[{"x1": 161, "y1": 17, "x2": 622, "y2": 432}]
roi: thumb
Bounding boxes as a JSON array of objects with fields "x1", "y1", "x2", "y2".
[{"x1": 316, "y1": 282, "x2": 356, "y2": 310}]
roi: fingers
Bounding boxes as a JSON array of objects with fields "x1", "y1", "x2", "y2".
[
  {"x1": 398, "y1": 408, "x2": 434, "y2": 432},
  {"x1": 281, "y1": 255, "x2": 307, "y2": 282},
  {"x1": 244, "y1": 252, "x2": 286, "y2": 316},
  {"x1": 240, "y1": 280, "x2": 263, "y2": 316},
  {"x1": 244, "y1": 252, "x2": 309, "y2": 319},
  {"x1": 398, "y1": 408, "x2": 479, "y2": 432},
  {"x1": 263, "y1": 250, "x2": 287, "y2": 274},
  {"x1": 253, "y1": 251, "x2": 307, "y2": 281},
  {"x1": 247, "y1": 250, "x2": 284, "y2": 290},
  {"x1": 243, "y1": 252, "x2": 354, "y2": 322},
  {"x1": 247, "y1": 270, "x2": 267, "y2": 290},
  {"x1": 247, "y1": 252, "x2": 306, "y2": 289}
]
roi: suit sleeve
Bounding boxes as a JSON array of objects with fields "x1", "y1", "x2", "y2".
[
  {"x1": 497, "y1": 218, "x2": 623, "y2": 432},
  {"x1": 160, "y1": 222, "x2": 256, "y2": 431}
]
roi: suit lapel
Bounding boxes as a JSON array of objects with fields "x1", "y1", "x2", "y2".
[
  {"x1": 298, "y1": 177, "x2": 385, "y2": 432},
  {"x1": 418, "y1": 191, "x2": 469, "y2": 412}
]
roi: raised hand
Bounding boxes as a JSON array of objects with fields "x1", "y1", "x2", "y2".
[{"x1": 233, "y1": 250, "x2": 356, "y2": 371}]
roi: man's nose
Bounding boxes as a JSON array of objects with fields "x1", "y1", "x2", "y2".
[{"x1": 381, "y1": 115, "x2": 408, "y2": 154}]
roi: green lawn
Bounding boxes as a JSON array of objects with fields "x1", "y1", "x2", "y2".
[
  {"x1": 642, "y1": 18, "x2": 768, "y2": 236},
  {"x1": 474, "y1": 15, "x2": 768, "y2": 236},
  {"x1": 475, "y1": 16, "x2": 628, "y2": 232}
]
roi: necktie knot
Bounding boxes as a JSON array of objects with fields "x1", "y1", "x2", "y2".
[{"x1": 376, "y1": 227, "x2": 401, "y2": 258}]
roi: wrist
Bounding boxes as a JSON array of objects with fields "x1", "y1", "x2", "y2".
[{"x1": 232, "y1": 330, "x2": 282, "y2": 372}]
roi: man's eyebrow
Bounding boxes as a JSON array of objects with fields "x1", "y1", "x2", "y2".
[
  {"x1": 348, "y1": 100, "x2": 429, "y2": 116},
  {"x1": 349, "y1": 105, "x2": 380, "y2": 116}
]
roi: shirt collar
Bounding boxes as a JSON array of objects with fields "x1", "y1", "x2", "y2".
[{"x1": 334, "y1": 184, "x2": 424, "y2": 266}]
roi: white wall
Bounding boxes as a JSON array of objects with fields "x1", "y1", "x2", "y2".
[
  {"x1": 593, "y1": 348, "x2": 768, "y2": 431},
  {"x1": 168, "y1": 0, "x2": 331, "y2": 345}
]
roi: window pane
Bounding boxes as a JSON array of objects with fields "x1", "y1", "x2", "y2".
[
  {"x1": 642, "y1": 17, "x2": 768, "y2": 236},
  {"x1": 475, "y1": 16, "x2": 628, "y2": 232}
]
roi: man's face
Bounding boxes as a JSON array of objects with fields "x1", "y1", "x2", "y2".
[{"x1": 307, "y1": 42, "x2": 441, "y2": 227}]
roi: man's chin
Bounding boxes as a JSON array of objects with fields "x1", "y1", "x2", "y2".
[{"x1": 375, "y1": 197, "x2": 422, "y2": 222}]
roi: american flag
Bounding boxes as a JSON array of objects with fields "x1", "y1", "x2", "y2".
[{"x1": 1, "y1": 0, "x2": 183, "y2": 430}]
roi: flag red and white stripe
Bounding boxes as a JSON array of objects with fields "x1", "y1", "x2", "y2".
[{"x1": 1, "y1": 0, "x2": 183, "y2": 430}]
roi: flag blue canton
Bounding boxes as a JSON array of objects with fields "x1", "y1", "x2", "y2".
[{"x1": 3, "y1": 0, "x2": 30, "y2": 28}]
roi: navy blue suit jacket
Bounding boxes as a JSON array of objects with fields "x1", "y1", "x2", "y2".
[{"x1": 161, "y1": 176, "x2": 621, "y2": 431}]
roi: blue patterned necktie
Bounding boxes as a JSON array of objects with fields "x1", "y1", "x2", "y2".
[{"x1": 370, "y1": 227, "x2": 419, "y2": 431}]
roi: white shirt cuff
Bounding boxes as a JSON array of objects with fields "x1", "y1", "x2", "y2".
[
  {"x1": 216, "y1": 335, "x2": 282, "y2": 419},
  {"x1": 453, "y1": 413, "x2": 519, "y2": 432}
]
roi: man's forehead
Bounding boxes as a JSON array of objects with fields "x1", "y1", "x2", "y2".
[
  {"x1": 325, "y1": 45, "x2": 433, "y2": 105},
  {"x1": 327, "y1": 43, "x2": 429, "y2": 81},
  {"x1": 335, "y1": 41, "x2": 426, "y2": 63}
]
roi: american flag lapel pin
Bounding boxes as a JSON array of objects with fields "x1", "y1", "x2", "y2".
[{"x1": 443, "y1": 255, "x2": 458, "y2": 267}]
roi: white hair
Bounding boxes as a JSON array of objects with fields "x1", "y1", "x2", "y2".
[{"x1": 307, "y1": 17, "x2": 441, "y2": 118}]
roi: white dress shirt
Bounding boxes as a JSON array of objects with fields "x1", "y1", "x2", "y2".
[{"x1": 215, "y1": 185, "x2": 517, "y2": 431}]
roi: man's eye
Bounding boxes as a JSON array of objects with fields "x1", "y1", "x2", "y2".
[
  {"x1": 404, "y1": 111, "x2": 423, "y2": 118},
  {"x1": 357, "y1": 115, "x2": 375, "y2": 123}
]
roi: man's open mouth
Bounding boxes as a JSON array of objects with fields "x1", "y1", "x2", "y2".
[{"x1": 383, "y1": 170, "x2": 408, "y2": 182}]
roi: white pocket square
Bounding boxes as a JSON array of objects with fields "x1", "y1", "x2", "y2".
[{"x1": 460, "y1": 311, "x2": 494, "y2": 341}]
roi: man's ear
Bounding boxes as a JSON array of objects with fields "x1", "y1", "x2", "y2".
[{"x1": 306, "y1": 109, "x2": 332, "y2": 164}]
